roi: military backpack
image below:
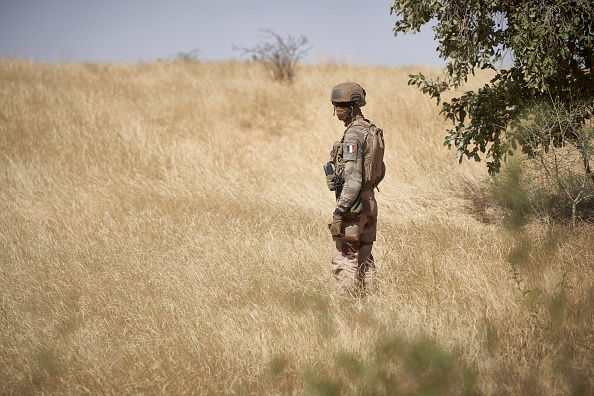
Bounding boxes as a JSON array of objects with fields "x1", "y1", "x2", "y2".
[{"x1": 353, "y1": 118, "x2": 386, "y2": 188}]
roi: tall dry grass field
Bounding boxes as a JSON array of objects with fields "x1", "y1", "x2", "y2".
[{"x1": 1, "y1": 58, "x2": 592, "y2": 395}]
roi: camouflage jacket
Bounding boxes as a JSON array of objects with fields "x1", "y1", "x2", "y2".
[{"x1": 330, "y1": 115, "x2": 372, "y2": 217}]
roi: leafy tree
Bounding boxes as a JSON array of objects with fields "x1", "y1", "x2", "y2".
[{"x1": 390, "y1": 0, "x2": 594, "y2": 176}]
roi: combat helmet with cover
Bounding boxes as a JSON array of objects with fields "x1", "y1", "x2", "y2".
[{"x1": 330, "y1": 82, "x2": 366, "y2": 107}]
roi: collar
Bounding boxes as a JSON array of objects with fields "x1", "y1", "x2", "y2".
[{"x1": 344, "y1": 114, "x2": 365, "y2": 128}]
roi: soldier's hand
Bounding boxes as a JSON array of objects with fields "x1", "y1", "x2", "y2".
[
  {"x1": 326, "y1": 174, "x2": 336, "y2": 191},
  {"x1": 330, "y1": 210, "x2": 343, "y2": 237}
]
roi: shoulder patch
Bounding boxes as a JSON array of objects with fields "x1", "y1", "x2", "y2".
[{"x1": 342, "y1": 140, "x2": 359, "y2": 162}]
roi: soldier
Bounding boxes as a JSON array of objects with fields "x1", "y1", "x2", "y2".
[{"x1": 325, "y1": 82, "x2": 385, "y2": 297}]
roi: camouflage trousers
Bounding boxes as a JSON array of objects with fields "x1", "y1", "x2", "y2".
[{"x1": 331, "y1": 189, "x2": 377, "y2": 297}]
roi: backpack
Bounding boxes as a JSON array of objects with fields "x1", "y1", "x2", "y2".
[{"x1": 353, "y1": 118, "x2": 386, "y2": 188}]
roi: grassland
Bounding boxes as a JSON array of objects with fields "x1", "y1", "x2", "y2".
[{"x1": 1, "y1": 58, "x2": 593, "y2": 395}]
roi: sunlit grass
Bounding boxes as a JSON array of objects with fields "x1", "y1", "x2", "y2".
[{"x1": 1, "y1": 58, "x2": 592, "y2": 394}]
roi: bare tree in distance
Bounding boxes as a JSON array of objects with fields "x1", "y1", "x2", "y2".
[
  {"x1": 172, "y1": 48, "x2": 202, "y2": 63},
  {"x1": 234, "y1": 29, "x2": 312, "y2": 82}
]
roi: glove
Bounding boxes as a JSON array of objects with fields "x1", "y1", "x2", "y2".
[
  {"x1": 326, "y1": 174, "x2": 335, "y2": 191},
  {"x1": 329, "y1": 209, "x2": 343, "y2": 237}
]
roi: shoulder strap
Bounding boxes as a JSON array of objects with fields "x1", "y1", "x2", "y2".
[{"x1": 350, "y1": 116, "x2": 371, "y2": 130}]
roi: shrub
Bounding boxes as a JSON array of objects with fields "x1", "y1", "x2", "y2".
[
  {"x1": 172, "y1": 48, "x2": 201, "y2": 63},
  {"x1": 234, "y1": 29, "x2": 312, "y2": 82},
  {"x1": 516, "y1": 100, "x2": 594, "y2": 226}
]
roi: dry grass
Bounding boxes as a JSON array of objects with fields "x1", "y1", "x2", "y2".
[{"x1": 1, "y1": 58, "x2": 592, "y2": 395}]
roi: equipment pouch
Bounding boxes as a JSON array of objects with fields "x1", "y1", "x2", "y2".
[
  {"x1": 330, "y1": 141, "x2": 341, "y2": 163},
  {"x1": 337, "y1": 215, "x2": 364, "y2": 242}
]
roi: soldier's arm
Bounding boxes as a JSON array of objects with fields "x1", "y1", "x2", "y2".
[{"x1": 336, "y1": 135, "x2": 363, "y2": 212}]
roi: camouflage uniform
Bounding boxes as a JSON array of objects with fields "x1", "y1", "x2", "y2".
[{"x1": 329, "y1": 115, "x2": 378, "y2": 297}]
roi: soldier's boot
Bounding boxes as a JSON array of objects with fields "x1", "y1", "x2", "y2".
[{"x1": 358, "y1": 242, "x2": 377, "y2": 295}]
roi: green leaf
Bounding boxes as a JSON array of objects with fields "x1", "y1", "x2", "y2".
[{"x1": 390, "y1": 0, "x2": 594, "y2": 176}]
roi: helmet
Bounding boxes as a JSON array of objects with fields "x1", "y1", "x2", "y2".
[{"x1": 330, "y1": 82, "x2": 366, "y2": 107}]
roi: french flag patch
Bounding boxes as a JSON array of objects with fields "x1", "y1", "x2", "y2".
[{"x1": 346, "y1": 144, "x2": 356, "y2": 153}]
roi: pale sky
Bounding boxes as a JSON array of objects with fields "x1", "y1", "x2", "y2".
[{"x1": 0, "y1": 0, "x2": 444, "y2": 66}]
